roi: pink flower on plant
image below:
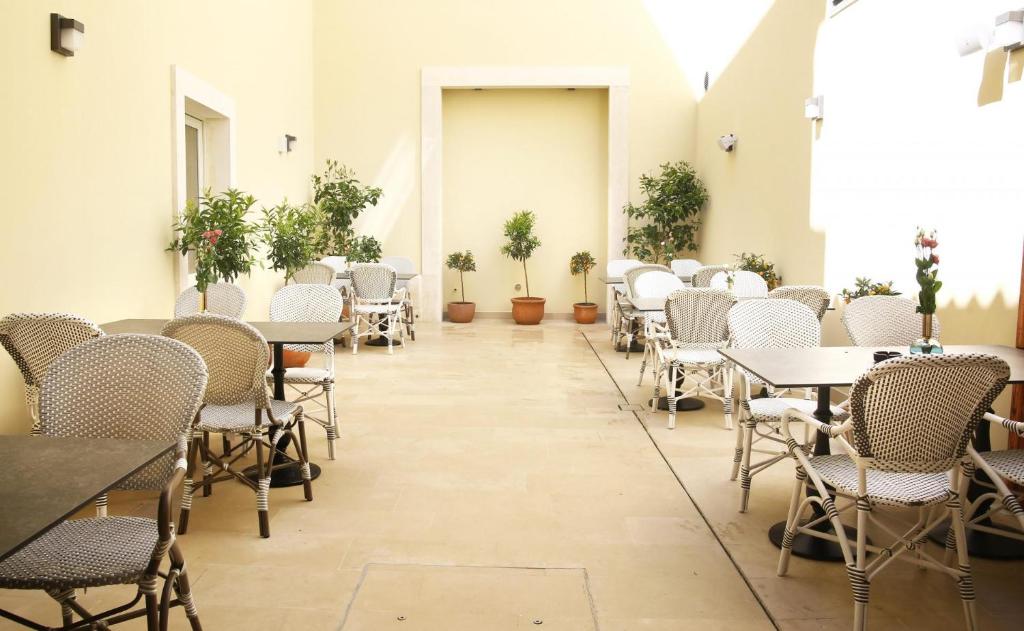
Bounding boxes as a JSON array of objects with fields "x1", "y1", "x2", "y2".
[
  {"x1": 931, "y1": 254, "x2": 939, "y2": 265},
  {"x1": 201, "y1": 229, "x2": 221, "y2": 245}
]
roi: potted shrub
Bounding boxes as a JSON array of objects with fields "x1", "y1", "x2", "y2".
[
  {"x1": 735, "y1": 252, "x2": 781, "y2": 289},
  {"x1": 501, "y1": 210, "x2": 544, "y2": 325},
  {"x1": 261, "y1": 201, "x2": 324, "y2": 282},
  {"x1": 446, "y1": 250, "x2": 477, "y2": 323},
  {"x1": 623, "y1": 161, "x2": 708, "y2": 265},
  {"x1": 168, "y1": 188, "x2": 260, "y2": 308},
  {"x1": 839, "y1": 277, "x2": 900, "y2": 304},
  {"x1": 312, "y1": 160, "x2": 382, "y2": 257},
  {"x1": 570, "y1": 251, "x2": 598, "y2": 324},
  {"x1": 346, "y1": 235, "x2": 383, "y2": 264}
]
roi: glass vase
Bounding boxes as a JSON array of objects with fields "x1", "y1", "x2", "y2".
[{"x1": 910, "y1": 313, "x2": 943, "y2": 355}]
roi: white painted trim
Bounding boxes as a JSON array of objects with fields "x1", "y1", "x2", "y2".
[
  {"x1": 420, "y1": 66, "x2": 630, "y2": 322},
  {"x1": 171, "y1": 65, "x2": 236, "y2": 292}
]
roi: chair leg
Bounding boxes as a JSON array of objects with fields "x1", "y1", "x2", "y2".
[
  {"x1": 254, "y1": 434, "x2": 270, "y2": 538},
  {"x1": 948, "y1": 482, "x2": 978, "y2": 630},
  {"x1": 852, "y1": 497, "x2": 871, "y2": 631},
  {"x1": 667, "y1": 363, "x2": 678, "y2": 429},
  {"x1": 723, "y1": 365, "x2": 734, "y2": 430},
  {"x1": 352, "y1": 314, "x2": 360, "y2": 355},
  {"x1": 637, "y1": 340, "x2": 649, "y2": 386},
  {"x1": 145, "y1": 591, "x2": 160, "y2": 631},
  {"x1": 730, "y1": 405, "x2": 744, "y2": 481},
  {"x1": 387, "y1": 313, "x2": 395, "y2": 355},
  {"x1": 95, "y1": 493, "x2": 108, "y2": 518},
  {"x1": 325, "y1": 382, "x2": 338, "y2": 460},
  {"x1": 201, "y1": 432, "x2": 213, "y2": 497},
  {"x1": 179, "y1": 435, "x2": 201, "y2": 534},
  {"x1": 295, "y1": 412, "x2": 314, "y2": 502},
  {"x1": 47, "y1": 588, "x2": 76, "y2": 627},
  {"x1": 738, "y1": 416, "x2": 756, "y2": 512},
  {"x1": 776, "y1": 465, "x2": 807, "y2": 576},
  {"x1": 169, "y1": 542, "x2": 202, "y2": 631}
]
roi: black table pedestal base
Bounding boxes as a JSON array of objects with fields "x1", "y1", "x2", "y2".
[
  {"x1": 651, "y1": 396, "x2": 705, "y2": 412},
  {"x1": 927, "y1": 521, "x2": 1024, "y2": 560},
  {"x1": 365, "y1": 336, "x2": 401, "y2": 347},
  {"x1": 616, "y1": 340, "x2": 645, "y2": 353},
  {"x1": 769, "y1": 519, "x2": 862, "y2": 562},
  {"x1": 243, "y1": 460, "x2": 322, "y2": 488}
]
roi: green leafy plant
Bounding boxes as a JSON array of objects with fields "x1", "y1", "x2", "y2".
[
  {"x1": 346, "y1": 235, "x2": 383, "y2": 263},
  {"x1": 168, "y1": 189, "x2": 260, "y2": 293},
  {"x1": 623, "y1": 161, "x2": 708, "y2": 265},
  {"x1": 914, "y1": 227, "x2": 941, "y2": 315},
  {"x1": 261, "y1": 201, "x2": 324, "y2": 282},
  {"x1": 312, "y1": 160, "x2": 382, "y2": 256},
  {"x1": 446, "y1": 250, "x2": 477, "y2": 303},
  {"x1": 569, "y1": 251, "x2": 597, "y2": 304},
  {"x1": 735, "y1": 252, "x2": 781, "y2": 289},
  {"x1": 500, "y1": 210, "x2": 542, "y2": 297},
  {"x1": 839, "y1": 277, "x2": 900, "y2": 304}
]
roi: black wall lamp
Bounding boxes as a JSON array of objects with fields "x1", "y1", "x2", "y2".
[
  {"x1": 50, "y1": 13, "x2": 84, "y2": 57},
  {"x1": 278, "y1": 134, "x2": 297, "y2": 153}
]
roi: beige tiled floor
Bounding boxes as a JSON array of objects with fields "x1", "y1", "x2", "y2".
[{"x1": 1, "y1": 319, "x2": 1020, "y2": 630}]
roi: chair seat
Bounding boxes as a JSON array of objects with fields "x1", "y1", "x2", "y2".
[
  {"x1": 0, "y1": 517, "x2": 157, "y2": 590},
  {"x1": 266, "y1": 366, "x2": 333, "y2": 385},
  {"x1": 198, "y1": 399, "x2": 299, "y2": 433},
  {"x1": 645, "y1": 312, "x2": 666, "y2": 324},
  {"x1": 662, "y1": 347, "x2": 725, "y2": 365},
  {"x1": 812, "y1": 455, "x2": 952, "y2": 507},
  {"x1": 353, "y1": 303, "x2": 402, "y2": 315},
  {"x1": 977, "y1": 450, "x2": 1024, "y2": 484},
  {"x1": 749, "y1": 397, "x2": 849, "y2": 424}
]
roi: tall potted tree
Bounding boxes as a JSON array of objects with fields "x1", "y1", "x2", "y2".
[
  {"x1": 446, "y1": 250, "x2": 476, "y2": 323},
  {"x1": 570, "y1": 251, "x2": 598, "y2": 324},
  {"x1": 623, "y1": 161, "x2": 708, "y2": 265},
  {"x1": 346, "y1": 235, "x2": 383, "y2": 263},
  {"x1": 261, "y1": 201, "x2": 323, "y2": 282},
  {"x1": 501, "y1": 210, "x2": 544, "y2": 325},
  {"x1": 312, "y1": 160, "x2": 382, "y2": 258},
  {"x1": 168, "y1": 188, "x2": 260, "y2": 308}
]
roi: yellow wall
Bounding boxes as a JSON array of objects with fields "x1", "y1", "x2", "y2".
[
  {"x1": 442, "y1": 89, "x2": 608, "y2": 313},
  {"x1": 312, "y1": 0, "x2": 698, "y2": 296},
  {"x1": 0, "y1": 0, "x2": 315, "y2": 433}
]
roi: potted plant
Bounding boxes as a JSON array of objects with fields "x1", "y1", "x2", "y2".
[
  {"x1": 735, "y1": 252, "x2": 781, "y2": 289},
  {"x1": 501, "y1": 210, "x2": 544, "y2": 324},
  {"x1": 346, "y1": 235, "x2": 382, "y2": 263},
  {"x1": 911, "y1": 228, "x2": 942, "y2": 354},
  {"x1": 570, "y1": 251, "x2": 598, "y2": 324},
  {"x1": 312, "y1": 160, "x2": 382, "y2": 257},
  {"x1": 623, "y1": 161, "x2": 708, "y2": 265},
  {"x1": 839, "y1": 277, "x2": 900, "y2": 304},
  {"x1": 168, "y1": 188, "x2": 260, "y2": 308},
  {"x1": 261, "y1": 201, "x2": 324, "y2": 282},
  {"x1": 446, "y1": 250, "x2": 477, "y2": 323}
]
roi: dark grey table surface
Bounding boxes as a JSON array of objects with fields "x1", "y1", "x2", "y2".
[
  {"x1": 0, "y1": 436, "x2": 175, "y2": 562},
  {"x1": 102, "y1": 319, "x2": 352, "y2": 344},
  {"x1": 719, "y1": 345, "x2": 1024, "y2": 388},
  {"x1": 336, "y1": 271, "x2": 418, "y2": 281}
]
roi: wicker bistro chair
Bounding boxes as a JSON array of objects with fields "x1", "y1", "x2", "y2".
[
  {"x1": 768, "y1": 285, "x2": 831, "y2": 321},
  {"x1": 841, "y1": 295, "x2": 940, "y2": 346},
  {"x1": 633, "y1": 271, "x2": 686, "y2": 397},
  {"x1": 670, "y1": 258, "x2": 702, "y2": 283},
  {"x1": 163, "y1": 314, "x2": 312, "y2": 538},
  {"x1": 957, "y1": 412, "x2": 1024, "y2": 549},
  {"x1": 381, "y1": 256, "x2": 418, "y2": 341},
  {"x1": 776, "y1": 354, "x2": 1009, "y2": 631},
  {"x1": 690, "y1": 264, "x2": 731, "y2": 289},
  {"x1": 290, "y1": 262, "x2": 335, "y2": 285},
  {"x1": 656, "y1": 289, "x2": 736, "y2": 430},
  {"x1": 174, "y1": 283, "x2": 247, "y2": 319},
  {"x1": 267, "y1": 285, "x2": 344, "y2": 459},
  {"x1": 710, "y1": 270, "x2": 769, "y2": 299},
  {"x1": 0, "y1": 334, "x2": 208, "y2": 631},
  {"x1": 727, "y1": 299, "x2": 848, "y2": 512},
  {"x1": 350, "y1": 264, "x2": 406, "y2": 355},
  {"x1": 0, "y1": 313, "x2": 103, "y2": 435},
  {"x1": 321, "y1": 256, "x2": 350, "y2": 298},
  {"x1": 606, "y1": 259, "x2": 643, "y2": 346},
  {"x1": 618, "y1": 264, "x2": 671, "y2": 359}
]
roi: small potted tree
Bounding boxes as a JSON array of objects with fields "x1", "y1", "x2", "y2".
[
  {"x1": 168, "y1": 188, "x2": 260, "y2": 309},
  {"x1": 261, "y1": 201, "x2": 323, "y2": 282},
  {"x1": 346, "y1": 235, "x2": 383, "y2": 263},
  {"x1": 312, "y1": 160, "x2": 382, "y2": 257},
  {"x1": 446, "y1": 250, "x2": 477, "y2": 323},
  {"x1": 501, "y1": 210, "x2": 544, "y2": 325},
  {"x1": 570, "y1": 251, "x2": 598, "y2": 324},
  {"x1": 623, "y1": 161, "x2": 708, "y2": 264}
]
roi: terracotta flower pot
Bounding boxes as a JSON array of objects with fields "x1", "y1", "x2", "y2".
[
  {"x1": 511, "y1": 297, "x2": 546, "y2": 325},
  {"x1": 447, "y1": 302, "x2": 476, "y2": 323},
  {"x1": 573, "y1": 302, "x2": 598, "y2": 324}
]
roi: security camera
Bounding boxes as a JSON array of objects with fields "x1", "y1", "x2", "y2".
[{"x1": 718, "y1": 134, "x2": 737, "y2": 152}]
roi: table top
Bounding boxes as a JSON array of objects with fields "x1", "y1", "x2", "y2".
[
  {"x1": 0, "y1": 436, "x2": 174, "y2": 562},
  {"x1": 719, "y1": 345, "x2": 1024, "y2": 389},
  {"x1": 600, "y1": 275, "x2": 692, "y2": 285},
  {"x1": 336, "y1": 271, "x2": 419, "y2": 281},
  {"x1": 626, "y1": 296, "x2": 668, "y2": 312},
  {"x1": 102, "y1": 319, "x2": 353, "y2": 345}
]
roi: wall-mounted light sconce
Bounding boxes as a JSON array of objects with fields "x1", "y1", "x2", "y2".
[
  {"x1": 994, "y1": 11, "x2": 1024, "y2": 50},
  {"x1": 804, "y1": 96, "x2": 824, "y2": 120},
  {"x1": 718, "y1": 134, "x2": 737, "y2": 153},
  {"x1": 50, "y1": 13, "x2": 84, "y2": 57},
  {"x1": 278, "y1": 134, "x2": 296, "y2": 154}
]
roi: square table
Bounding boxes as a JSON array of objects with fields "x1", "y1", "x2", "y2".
[
  {"x1": 1, "y1": 436, "x2": 174, "y2": 562},
  {"x1": 719, "y1": 344, "x2": 1024, "y2": 561},
  {"x1": 599, "y1": 274, "x2": 692, "y2": 286},
  {"x1": 102, "y1": 319, "x2": 353, "y2": 486},
  {"x1": 336, "y1": 271, "x2": 419, "y2": 281}
]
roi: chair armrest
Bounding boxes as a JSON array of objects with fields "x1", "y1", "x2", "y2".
[
  {"x1": 983, "y1": 412, "x2": 1024, "y2": 438},
  {"x1": 393, "y1": 287, "x2": 407, "y2": 302},
  {"x1": 780, "y1": 407, "x2": 853, "y2": 446},
  {"x1": 159, "y1": 452, "x2": 188, "y2": 540}
]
